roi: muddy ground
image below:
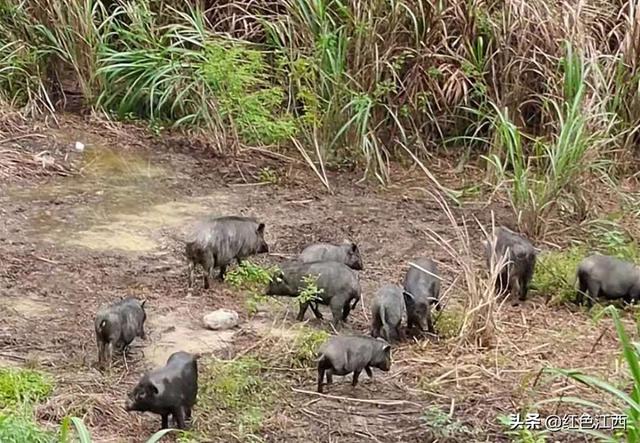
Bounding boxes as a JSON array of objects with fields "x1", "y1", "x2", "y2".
[{"x1": 0, "y1": 115, "x2": 634, "y2": 442}]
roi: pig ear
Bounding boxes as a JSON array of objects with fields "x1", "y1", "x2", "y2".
[
  {"x1": 350, "y1": 242, "x2": 357, "y2": 253},
  {"x1": 141, "y1": 299, "x2": 147, "y2": 309},
  {"x1": 257, "y1": 223, "x2": 265, "y2": 234},
  {"x1": 383, "y1": 344, "x2": 391, "y2": 354},
  {"x1": 403, "y1": 291, "x2": 415, "y2": 301}
]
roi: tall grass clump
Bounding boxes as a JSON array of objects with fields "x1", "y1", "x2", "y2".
[
  {"x1": 198, "y1": 356, "x2": 275, "y2": 438},
  {"x1": 537, "y1": 305, "x2": 640, "y2": 441},
  {"x1": 485, "y1": 42, "x2": 613, "y2": 237},
  {"x1": 419, "y1": 189, "x2": 509, "y2": 348},
  {"x1": 96, "y1": 2, "x2": 295, "y2": 145}
]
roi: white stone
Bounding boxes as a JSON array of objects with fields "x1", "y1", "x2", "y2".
[
  {"x1": 75, "y1": 141, "x2": 85, "y2": 152},
  {"x1": 203, "y1": 309, "x2": 239, "y2": 330}
]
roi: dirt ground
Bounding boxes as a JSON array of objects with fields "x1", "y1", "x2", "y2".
[{"x1": 0, "y1": 115, "x2": 634, "y2": 442}]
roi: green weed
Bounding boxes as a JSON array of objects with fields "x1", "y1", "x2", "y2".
[
  {"x1": 258, "y1": 167, "x2": 279, "y2": 184},
  {"x1": 435, "y1": 309, "x2": 463, "y2": 339},
  {"x1": 198, "y1": 357, "x2": 275, "y2": 438},
  {"x1": 226, "y1": 261, "x2": 277, "y2": 290},
  {"x1": 422, "y1": 406, "x2": 475, "y2": 439},
  {"x1": 537, "y1": 305, "x2": 640, "y2": 441},
  {"x1": 297, "y1": 274, "x2": 324, "y2": 306},
  {"x1": 532, "y1": 246, "x2": 586, "y2": 304},
  {"x1": 498, "y1": 414, "x2": 548, "y2": 442},
  {"x1": 290, "y1": 326, "x2": 329, "y2": 368},
  {"x1": 0, "y1": 368, "x2": 54, "y2": 443}
]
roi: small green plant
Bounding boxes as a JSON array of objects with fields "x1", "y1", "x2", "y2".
[
  {"x1": 537, "y1": 305, "x2": 640, "y2": 441},
  {"x1": 61, "y1": 416, "x2": 174, "y2": 442},
  {"x1": 225, "y1": 261, "x2": 277, "y2": 290},
  {"x1": 258, "y1": 167, "x2": 279, "y2": 184},
  {"x1": 297, "y1": 274, "x2": 324, "y2": 306},
  {"x1": 0, "y1": 368, "x2": 53, "y2": 406},
  {"x1": 589, "y1": 221, "x2": 640, "y2": 261},
  {"x1": 434, "y1": 309, "x2": 463, "y2": 339},
  {"x1": 0, "y1": 368, "x2": 54, "y2": 442},
  {"x1": 199, "y1": 357, "x2": 274, "y2": 437},
  {"x1": 290, "y1": 327, "x2": 330, "y2": 368},
  {"x1": 422, "y1": 406, "x2": 475, "y2": 439},
  {"x1": 532, "y1": 246, "x2": 586, "y2": 304},
  {"x1": 498, "y1": 414, "x2": 548, "y2": 442}
]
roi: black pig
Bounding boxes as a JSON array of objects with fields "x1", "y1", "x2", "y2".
[
  {"x1": 576, "y1": 254, "x2": 640, "y2": 307},
  {"x1": 482, "y1": 226, "x2": 537, "y2": 302},
  {"x1": 125, "y1": 351, "x2": 199, "y2": 430},
  {"x1": 94, "y1": 297, "x2": 147, "y2": 369},
  {"x1": 316, "y1": 335, "x2": 392, "y2": 393},
  {"x1": 266, "y1": 260, "x2": 361, "y2": 328},
  {"x1": 370, "y1": 284, "x2": 405, "y2": 343},
  {"x1": 185, "y1": 215, "x2": 269, "y2": 288},
  {"x1": 403, "y1": 257, "x2": 441, "y2": 334},
  {"x1": 299, "y1": 241, "x2": 364, "y2": 270}
]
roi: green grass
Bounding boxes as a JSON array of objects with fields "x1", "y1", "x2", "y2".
[
  {"x1": 434, "y1": 309, "x2": 463, "y2": 339},
  {"x1": 422, "y1": 406, "x2": 476, "y2": 440},
  {"x1": 198, "y1": 357, "x2": 275, "y2": 439},
  {"x1": 296, "y1": 274, "x2": 324, "y2": 306},
  {"x1": 226, "y1": 261, "x2": 280, "y2": 316},
  {"x1": 498, "y1": 414, "x2": 549, "y2": 443},
  {"x1": 532, "y1": 246, "x2": 586, "y2": 304},
  {"x1": 290, "y1": 326, "x2": 329, "y2": 368},
  {"x1": 0, "y1": 368, "x2": 54, "y2": 442},
  {"x1": 537, "y1": 305, "x2": 640, "y2": 441}
]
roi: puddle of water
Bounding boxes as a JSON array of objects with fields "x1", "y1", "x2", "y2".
[
  {"x1": 146, "y1": 309, "x2": 235, "y2": 367},
  {"x1": 63, "y1": 200, "x2": 224, "y2": 253},
  {"x1": 80, "y1": 146, "x2": 164, "y2": 179}
]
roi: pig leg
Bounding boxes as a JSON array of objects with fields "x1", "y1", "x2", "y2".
[
  {"x1": 218, "y1": 264, "x2": 228, "y2": 281},
  {"x1": 330, "y1": 304, "x2": 344, "y2": 330},
  {"x1": 174, "y1": 407, "x2": 186, "y2": 429},
  {"x1": 317, "y1": 366, "x2": 326, "y2": 393},
  {"x1": 187, "y1": 261, "x2": 195, "y2": 288},
  {"x1": 161, "y1": 413, "x2": 169, "y2": 429},
  {"x1": 106, "y1": 342, "x2": 114, "y2": 370},
  {"x1": 296, "y1": 302, "x2": 310, "y2": 321},
  {"x1": 576, "y1": 272, "x2": 588, "y2": 305},
  {"x1": 371, "y1": 311, "x2": 382, "y2": 338},
  {"x1": 204, "y1": 250, "x2": 215, "y2": 289},
  {"x1": 326, "y1": 370, "x2": 333, "y2": 385},
  {"x1": 341, "y1": 302, "x2": 352, "y2": 322},
  {"x1": 352, "y1": 369, "x2": 361, "y2": 387},
  {"x1": 96, "y1": 338, "x2": 104, "y2": 367},
  {"x1": 186, "y1": 407, "x2": 192, "y2": 421},
  {"x1": 585, "y1": 280, "x2": 600, "y2": 308},
  {"x1": 310, "y1": 302, "x2": 324, "y2": 319},
  {"x1": 365, "y1": 366, "x2": 373, "y2": 379},
  {"x1": 425, "y1": 312, "x2": 435, "y2": 335}
]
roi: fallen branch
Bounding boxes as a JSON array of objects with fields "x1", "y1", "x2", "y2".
[{"x1": 291, "y1": 388, "x2": 422, "y2": 407}]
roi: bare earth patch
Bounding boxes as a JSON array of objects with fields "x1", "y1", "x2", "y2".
[{"x1": 0, "y1": 116, "x2": 634, "y2": 442}]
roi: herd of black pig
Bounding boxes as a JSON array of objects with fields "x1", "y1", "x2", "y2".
[{"x1": 91, "y1": 216, "x2": 640, "y2": 431}]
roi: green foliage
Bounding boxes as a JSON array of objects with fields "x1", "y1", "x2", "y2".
[
  {"x1": 498, "y1": 414, "x2": 548, "y2": 442},
  {"x1": 0, "y1": 368, "x2": 54, "y2": 443},
  {"x1": 258, "y1": 167, "x2": 279, "y2": 184},
  {"x1": 199, "y1": 357, "x2": 274, "y2": 438},
  {"x1": 435, "y1": 309, "x2": 463, "y2": 339},
  {"x1": 290, "y1": 327, "x2": 330, "y2": 368},
  {"x1": 422, "y1": 406, "x2": 476, "y2": 439},
  {"x1": 226, "y1": 261, "x2": 278, "y2": 290},
  {"x1": 0, "y1": 368, "x2": 53, "y2": 406},
  {"x1": 61, "y1": 416, "x2": 174, "y2": 442},
  {"x1": 538, "y1": 305, "x2": 640, "y2": 441},
  {"x1": 297, "y1": 274, "x2": 324, "y2": 306},
  {"x1": 484, "y1": 42, "x2": 607, "y2": 237},
  {"x1": 532, "y1": 246, "x2": 586, "y2": 304}
]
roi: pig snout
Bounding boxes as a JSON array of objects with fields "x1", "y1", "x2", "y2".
[{"x1": 124, "y1": 396, "x2": 135, "y2": 411}]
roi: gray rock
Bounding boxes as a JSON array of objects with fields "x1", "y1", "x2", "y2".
[{"x1": 203, "y1": 309, "x2": 239, "y2": 330}]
